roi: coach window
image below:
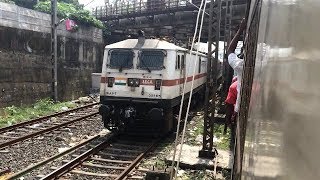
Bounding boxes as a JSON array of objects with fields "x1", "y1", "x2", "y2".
[
  {"x1": 176, "y1": 55, "x2": 181, "y2": 70},
  {"x1": 198, "y1": 57, "x2": 201, "y2": 73},
  {"x1": 181, "y1": 55, "x2": 185, "y2": 68}
]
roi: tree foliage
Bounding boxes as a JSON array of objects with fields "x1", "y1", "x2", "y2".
[
  {"x1": 10, "y1": 0, "x2": 38, "y2": 9},
  {"x1": 4, "y1": 0, "x2": 81, "y2": 8},
  {"x1": 3, "y1": 0, "x2": 104, "y2": 29},
  {"x1": 34, "y1": 1, "x2": 104, "y2": 29},
  {"x1": 0, "y1": 0, "x2": 15, "y2": 4}
]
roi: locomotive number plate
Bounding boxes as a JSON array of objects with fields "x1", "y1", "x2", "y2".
[
  {"x1": 148, "y1": 94, "x2": 161, "y2": 98},
  {"x1": 106, "y1": 91, "x2": 117, "y2": 95}
]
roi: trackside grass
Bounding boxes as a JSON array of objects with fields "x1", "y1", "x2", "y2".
[{"x1": 0, "y1": 99, "x2": 76, "y2": 128}]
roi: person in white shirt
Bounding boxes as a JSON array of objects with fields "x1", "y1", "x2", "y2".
[{"x1": 227, "y1": 18, "x2": 246, "y2": 113}]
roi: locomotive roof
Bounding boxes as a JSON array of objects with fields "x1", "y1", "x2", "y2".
[{"x1": 105, "y1": 39, "x2": 187, "y2": 51}]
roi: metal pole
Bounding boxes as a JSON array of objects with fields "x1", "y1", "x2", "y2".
[
  {"x1": 51, "y1": 0, "x2": 58, "y2": 102},
  {"x1": 222, "y1": 1, "x2": 229, "y2": 134},
  {"x1": 223, "y1": 5, "x2": 227, "y2": 58},
  {"x1": 225, "y1": 0, "x2": 234, "y2": 91},
  {"x1": 220, "y1": 1, "x2": 229, "y2": 98}
]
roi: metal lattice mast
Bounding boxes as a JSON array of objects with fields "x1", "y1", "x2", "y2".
[
  {"x1": 199, "y1": 0, "x2": 222, "y2": 159},
  {"x1": 221, "y1": 0, "x2": 231, "y2": 99},
  {"x1": 224, "y1": 0, "x2": 233, "y2": 59}
]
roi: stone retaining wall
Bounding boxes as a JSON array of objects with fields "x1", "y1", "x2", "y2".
[{"x1": 0, "y1": 2, "x2": 104, "y2": 107}]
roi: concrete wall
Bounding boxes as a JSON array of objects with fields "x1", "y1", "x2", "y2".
[{"x1": 0, "y1": 2, "x2": 104, "y2": 108}]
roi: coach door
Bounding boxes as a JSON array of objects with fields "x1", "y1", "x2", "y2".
[{"x1": 181, "y1": 53, "x2": 187, "y2": 94}]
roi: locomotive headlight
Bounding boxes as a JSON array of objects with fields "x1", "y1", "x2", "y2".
[
  {"x1": 155, "y1": 79, "x2": 162, "y2": 90},
  {"x1": 128, "y1": 78, "x2": 140, "y2": 87},
  {"x1": 107, "y1": 77, "x2": 115, "y2": 87}
]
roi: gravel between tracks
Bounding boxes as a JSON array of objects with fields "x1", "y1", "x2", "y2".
[
  {"x1": 139, "y1": 111, "x2": 230, "y2": 180},
  {"x1": 0, "y1": 110, "x2": 105, "y2": 177}
]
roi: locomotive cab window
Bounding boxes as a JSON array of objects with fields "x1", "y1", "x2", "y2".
[
  {"x1": 138, "y1": 50, "x2": 165, "y2": 71},
  {"x1": 108, "y1": 49, "x2": 134, "y2": 70}
]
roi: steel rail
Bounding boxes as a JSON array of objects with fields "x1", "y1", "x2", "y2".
[
  {"x1": 40, "y1": 133, "x2": 117, "y2": 180},
  {"x1": 40, "y1": 135, "x2": 161, "y2": 180},
  {"x1": 0, "y1": 112, "x2": 98, "y2": 149},
  {"x1": 115, "y1": 139, "x2": 160, "y2": 180},
  {"x1": 7, "y1": 135, "x2": 100, "y2": 180},
  {"x1": 0, "y1": 102, "x2": 99, "y2": 134}
]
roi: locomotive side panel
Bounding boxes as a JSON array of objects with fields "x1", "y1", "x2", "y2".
[{"x1": 160, "y1": 52, "x2": 207, "y2": 106}]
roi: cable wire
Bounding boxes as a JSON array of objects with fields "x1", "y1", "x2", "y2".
[
  {"x1": 170, "y1": 0, "x2": 207, "y2": 178},
  {"x1": 84, "y1": 0, "x2": 96, "y2": 7},
  {"x1": 187, "y1": 1, "x2": 210, "y2": 16},
  {"x1": 169, "y1": 1, "x2": 204, "y2": 179},
  {"x1": 174, "y1": 2, "x2": 207, "y2": 179}
]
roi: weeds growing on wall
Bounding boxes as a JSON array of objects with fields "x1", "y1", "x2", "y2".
[
  {"x1": 2, "y1": 0, "x2": 104, "y2": 29},
  {"x1": 0, "y1": 99, "x2": 76, "y2": 128},
  {"x1": 34, "y1": 1, "x2": 104, "y2": 29}
]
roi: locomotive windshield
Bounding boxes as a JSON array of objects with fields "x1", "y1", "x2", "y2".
[
  {"x1": 109, "y1": 50, "x2": 133, "y2": 71},
  {"x1": 138, "y1": 50, "x2": 165, "y2": 71}
]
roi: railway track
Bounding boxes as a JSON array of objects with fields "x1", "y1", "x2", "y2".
[
  {"x1": 7, "y1": 131, "x2": 162, "y2": 180},
  {"x1": 0, "y1": 102, "x2": 99, "y2": 149}
]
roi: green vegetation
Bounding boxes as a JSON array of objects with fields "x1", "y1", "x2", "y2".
[
  {"x1": 9, "y1": 0, "x2": 38, "y2": 9},
  {"x1": 187, "y1": 115, "x2": 204, "y2": 146},
  {"x1": 1, "y1": 0, "x2": 104, "y2": 29},
  {"x1": 0, "y1": 99, "x2": 76, "y2": 128},
  {"x1": 0, "y1": 0, "x2": 14, "y2": 4},
  {"x1": 179, "y1": 170, "x2": 215, "y2": 180},
  {"x1": 187, "y1": 114, "x2": 231, "y2": 150},
  {"x1": 2, "y1": 0, "x2": 81, "y2": 8},
  {"x1": 179, "y1": 169, "x2": 229, "y2": 180},
  {"x1": 214, "y1": 124, "x2": 231, "y2": 150},
  {"x1": 34, "y1": 1, "x2": 104, "y2": 29}
]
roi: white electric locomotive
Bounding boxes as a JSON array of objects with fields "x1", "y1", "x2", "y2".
[{"x1": 99, "y1": 37, "x2": 208, "y2": 132}]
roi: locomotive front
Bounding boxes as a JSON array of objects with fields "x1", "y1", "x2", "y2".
[{"x1": 99, "y1": 39, "x2": 185, "y2": 132}]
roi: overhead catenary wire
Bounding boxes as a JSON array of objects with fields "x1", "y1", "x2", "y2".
[
  {"x1": 174, "y1": 2, "x2": 207, "y2": 180},
  {"x1": 170, "y1": 0, "x2": 208, "y2": 178},
  {"x1": 169, "y1": 1, "x2": 204, "y2": 179},
  {"x1": 169, "y1": 2, "x2": 205, "y2": 177},
  {"x1": 187, "y1": 0, "x2": 210, "y2": 16},
  {"x1": 84, "y1": 0, "x2": 97, "y2": 7}
]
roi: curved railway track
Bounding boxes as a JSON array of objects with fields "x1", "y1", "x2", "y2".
[
  {"x1": 7, "y1": 132, "x2": 162, "y2": 180},
  {"x1": 0, "y1": 102, "x2": 99, "y2": 149}
]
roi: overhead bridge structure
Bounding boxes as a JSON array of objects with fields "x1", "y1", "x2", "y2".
[{"x1": 93, "y1": 0, "x2": 247, "y2": 45}]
